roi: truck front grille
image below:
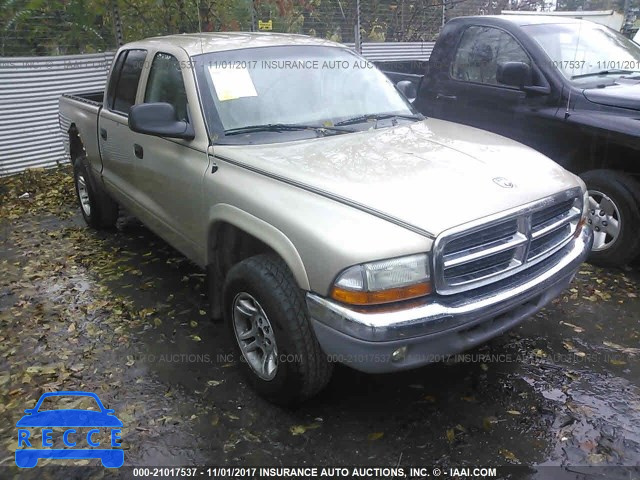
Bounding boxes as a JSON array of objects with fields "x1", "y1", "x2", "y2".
[{"x1": 434, "y1": 189, "x2": 582, "y2": 295}]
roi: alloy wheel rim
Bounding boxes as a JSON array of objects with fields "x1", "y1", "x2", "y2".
[
  {"x1": 232, "y1": 292, "x2": 278, "y2": 381},
  {"x1": 77, "y1": 174, "x2": 91, "y2": 216},
  {"x1": 587, "y1": 190, "x2": 621, "y2": 251}
]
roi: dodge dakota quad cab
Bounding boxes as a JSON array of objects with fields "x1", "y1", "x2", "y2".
[
  {"x1": 387, "y1": 16, "x2": 640, "y2": 268},
  {"x1": 59, "y1": 33, "x2": 592, "y2": 405}
]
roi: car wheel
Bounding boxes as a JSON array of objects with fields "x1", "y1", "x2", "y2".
[
  {"x1": 14, "y1": 451, "x2": 38, "y2": 468},
  {"x1": 580, "y1": 170, "x2": 640, "y2": 267},
  {"x1": 223, "y1": 254, "x2": 333, "y2": 405},
  {"x1": 101, "y1": 450, "x2": 124, "y2": 468},
  {"x1": 73, "y1": 159, "x2": 118, "y2": 229}
]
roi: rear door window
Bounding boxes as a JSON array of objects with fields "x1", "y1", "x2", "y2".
[
  {"x1": 111, "y1": 49, "x2": 147, "y2": 115},
  {"x1": 105, "y1": 51, "x2": 126, "y2": 110}
]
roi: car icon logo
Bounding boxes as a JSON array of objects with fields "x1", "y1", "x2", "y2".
[
  {"x1": 15, "y1": 391, "x2": 123, "y2": 468},
  {"x1": 493, "y1": 177, "x2": 515, "y2": 188}
]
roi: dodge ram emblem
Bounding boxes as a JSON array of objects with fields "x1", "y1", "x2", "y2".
[{"x1": 493, "y1": 177, "x2": 514, "y2": 188}]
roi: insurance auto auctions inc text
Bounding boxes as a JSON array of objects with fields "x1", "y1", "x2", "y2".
[{"x1": 190, "y1": 466, "x2": 499, "y2": 478}]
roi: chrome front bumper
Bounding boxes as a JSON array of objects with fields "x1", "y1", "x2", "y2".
[{"x1": 306, "y1": 226, "x2": 593, "y2": 373}]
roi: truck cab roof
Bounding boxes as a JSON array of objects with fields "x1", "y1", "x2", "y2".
[
  {"x1": 123, "y1": 32, "x2": 344, "y2": 57},
  {"x1": 449, "y1": 14, "x2": 586, "y2": 27}
]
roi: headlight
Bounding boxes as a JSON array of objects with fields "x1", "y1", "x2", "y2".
[{"x1": 330, "y1": 253, "x2": 431, "y2": 306}]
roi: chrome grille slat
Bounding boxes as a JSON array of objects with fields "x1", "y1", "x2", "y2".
[
  {"x1": 531, "y1": 209, "x2": 580, "y2": 239},
  {"x1": 531, "y1": 198, "x2": 575, "y2": 226},
  {"x1": 443, "y1": 233, "x2": 527, "y2": 268},
  {"x1": 434, "y1": 189, "x2": 583, "y2": 295},
  {"x1": 528, "y1": 225, "x2": 572, "y2": 261},
  {"x1": 443, "y1": 219, "x2": 518, "y2": 253},
  {"x1": 445, "y1": 249, "x2": 519, "y2": 283}
]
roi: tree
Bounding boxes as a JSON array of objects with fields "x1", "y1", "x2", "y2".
[{"x1": 1, "y1": 0, "x2": 111, "y2": 55}]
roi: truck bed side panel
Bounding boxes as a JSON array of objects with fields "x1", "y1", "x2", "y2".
[{"x1": 59, "y1": 93, "x2": 103, "y2": 174}]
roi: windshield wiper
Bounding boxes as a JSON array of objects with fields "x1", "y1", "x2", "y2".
[
  {"x1": 334, "y1": 113, "x2": 424, "y2": 127},
  {"x1": 224, "y1": 123, "x2": 353, "y2": 136},
  {"x1": 571, "y1": 69, "x2": 636, "y2": 79}
]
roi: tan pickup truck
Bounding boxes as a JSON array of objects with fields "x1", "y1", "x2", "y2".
[{"x1": 59, "y1": 33, "x2": 593, "y2": 405}]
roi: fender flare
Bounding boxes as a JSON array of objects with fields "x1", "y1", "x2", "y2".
[{"x1": 206, "y1": 204, "x2": 310, "y2": 291}]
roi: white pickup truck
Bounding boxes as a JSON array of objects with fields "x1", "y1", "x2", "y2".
[{"x1": 59, "y1": 32, "x2": 592, "y2": 405}]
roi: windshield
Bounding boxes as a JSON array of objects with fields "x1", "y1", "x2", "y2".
[
  {"x1": 194, "y1": 45, "x2": 416, "y2": 142},
  {"x1": 522, "y1": 22, "x2": 640, "y2": 83}
]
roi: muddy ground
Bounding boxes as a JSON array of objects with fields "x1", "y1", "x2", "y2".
[{"x1": 0, "y1": 167, "x2": 639, "y2": 479}]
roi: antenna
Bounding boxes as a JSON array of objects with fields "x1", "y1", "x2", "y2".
[{"x1": 565, "y1": 19, "x2": 583, "y2": 119}]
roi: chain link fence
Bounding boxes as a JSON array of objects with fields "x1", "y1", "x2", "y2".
[
  {"x1": 0, "y1": 0, "x2": 566, "y2": 58},
  {"x1": 3, "y1": 0, "x2": 640, "y2": 57},
  {"x1": 1, "y1": 0, "x2": 638, "y2": 176}
]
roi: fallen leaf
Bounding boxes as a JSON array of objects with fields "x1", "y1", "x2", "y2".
[
  {"x1": 483, "y1": 416, "x2": 497, "y2": 431},
  {"x1": 587, "y1": 453, "x2": 606, "y2": 464},
  {"x1": 603, "y1": 341, "x2": 639, "y2": 355},
  {"x1": 500, "y1": 448, "x2": 519, "y2": 462},
  {"x1": 446, "y1": 429, "x2": 455, "y2": 443},
  {"x1": 368, "y1": 432, "x2": 384, "y2": 441},
  {"x1": 290, "y1": 423, "x2": 321, "y2": 435},
  {"x1": 533, "y1": 349, "x2": 547, "y2": 358}
]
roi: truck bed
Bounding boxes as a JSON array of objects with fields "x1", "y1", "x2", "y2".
[
  {"x1": 59, "y1": 91, "x2": 105, "y2": 170},
  {"x1": 61, "y1": 91, "x2": 104, "y2": 107}
]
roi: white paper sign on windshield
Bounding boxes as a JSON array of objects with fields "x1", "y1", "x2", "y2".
[{"x1": 208, "y1": 65, "x2": 257, "y2": 101}]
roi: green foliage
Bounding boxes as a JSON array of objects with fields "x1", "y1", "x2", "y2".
[
  {"x1": 0, "y1": 0, "x2": 112, "y2": 55},
  {"x1": 0, "y1": 0, "x2": 563, "y2": 55}
]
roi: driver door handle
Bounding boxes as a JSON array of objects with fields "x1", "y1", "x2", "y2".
[
  {"x1": 134, "y1": 144, "x2": 143, "y2": 159},
  {"x1": 436, "y1": 93, "x2": 457, "y2": 101}
]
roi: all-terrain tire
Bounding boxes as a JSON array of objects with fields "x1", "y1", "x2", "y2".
[{"x1": 223, "y1": 254, "x2": 333, "y2": 405}]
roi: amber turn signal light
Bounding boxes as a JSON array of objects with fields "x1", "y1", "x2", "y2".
[{"x1": 331, "y1": 282, "x2": 432, "y2": 306}]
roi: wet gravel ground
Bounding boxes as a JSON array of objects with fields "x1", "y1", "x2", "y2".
[{"x1": 0, "y1": 169, "x2": 639, "y2": 479}]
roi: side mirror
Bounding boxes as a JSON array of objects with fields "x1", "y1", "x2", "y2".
[
  {"x1": 396, "y1": 80, "x2": 417, "y2": 102},
  {"x1": 129, "y1": 103, "x2": 195, "y2": 140},
  {"x1": 497, "y1": 61, "x2": 533, "y2": 89}
]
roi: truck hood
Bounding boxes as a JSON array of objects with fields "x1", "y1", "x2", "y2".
[
  {"x1": 583, "y1": 79, "x2": 640, "y2": 111},
  {"x1": 215, "y1": 119, "x2": 581, "y2": 237}
]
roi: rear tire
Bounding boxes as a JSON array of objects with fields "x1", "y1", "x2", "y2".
[
  {"x1": 223, "y1": 254, "x2": 333, "y2": 405},
  {"x1": 580, "y1": 170, "x2": 640, "y2": 267},
  {"x1": 73, "y1": 159, "x2": 118, "y2": 229}
]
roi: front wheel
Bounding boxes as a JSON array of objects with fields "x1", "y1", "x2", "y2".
[
  {"x1": 223, "y1": 254, "x2": 333, "y2": 405},
  {"x1": 581, "y1": 170, "x2": 640, "y2": 267}
]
